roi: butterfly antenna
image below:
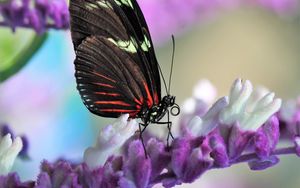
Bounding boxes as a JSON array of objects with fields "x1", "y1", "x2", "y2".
[
  {"x1": 158, "y1": 63, "x2": 168, "y2": 94},
  {"x1": 167, "y1": 35, "x2": 175, "y2": 95}
]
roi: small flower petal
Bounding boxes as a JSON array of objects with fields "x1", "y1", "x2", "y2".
[
  {"x1": 171, "y1": 137, "x2": 213, "y2": 183},
  {"x1": 0, "y1": 135, "x2": 23, "y2": 175},
  {"x1": 246, "y1": 86, "x2": 270, "y2": 112},
  {"x1": 186, "y1": 97, "x2": 229, "y2": 137},
  {"x1": 0, "y1": 134, "x2": 12, "y2": 156},
  {"x1": 294, "y1": 136, "x2": 300, "y2": 157},
  {"x1": 171, "y1": 137, "x2": 191, "y2": 179},
  {"x1": 220, "y1": 79, "x2": 282, "y2": 132},
  {"x1": 0, "y1": 173, "x2": 34, "y2": 187},
  {"x1": 248, "y1": 156, "x2": 279, "y2": 170},
  {"x1": 242, "y1": 98, "x2": 281, "y2": 131},
  {"x1": 124, "y1": 140, "x2": 151, "y2": 188},
  {"x1": 254, "y1": 116, "x2": 280, "y2": 159},
  {"x1": 227, "y1": 123, "x2": 255, "y2": 159},
  {"x1": 182, "y1": 148, "x2": 213, "y2": 183},
  {"x1": 37, "y1": 160, "x2": 81, "y2": 188},
  {"x1": 209, "y1": 132, "x2": 229, "y2": 167},
  {"x1": 84, "y1": 114, "x2": 137, "y2": 169},
  {"x1": 146, "y1": 138, "x2": 170, "y2": 179}
]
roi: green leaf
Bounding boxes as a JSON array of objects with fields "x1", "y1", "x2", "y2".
[{"x1": 0, "y1": 29, "x2": 48, "y2": 83}]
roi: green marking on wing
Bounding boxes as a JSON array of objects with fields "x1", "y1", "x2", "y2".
[
  {"x1": 85, "y1": 1, "x2": 112, "y2": 10},
  {"x1": 114, "y1": 0, "x2": 134, "y2": 9},
  {"x1": 108, "y1": 38, "x2": 137, "y2": 53},
  {"x1": 85, "y1": 2, "x2": 98, "y2": 10},
  {"x1": 141, "y1": 35, "x2": 151, "y2": 52},
  {"x1": 97, "y1": 1, "x2": 112, "y2": 8},
  {"x1": 108, "y1": 35, "x2": 150, "y2": 53}
]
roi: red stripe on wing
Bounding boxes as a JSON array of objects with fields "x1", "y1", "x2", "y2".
[
  {"x1": 92, "y1": 72, "x2": 116, "y2": 83},
  {"x1": 95, "y1": 101, "x2": 131, "y2": 106},
  {"x1": 94, "y1": 92, "x2": 121, "y2": 97},
  {"x1": 143, "y1": 82, "x2": 153, "y2": 107},
  {"x1": 99, "y1": 109, "x2": 137, "y2": 113},
  {"x1": 134, "y1": 98, "x2": 142, "y2": 105},
  {"x1": 93, "y1": 83, "x2": 114, "y2": 88},
  {"x1": 154, "y1": 91, "x2": 159, "y2": 105}
]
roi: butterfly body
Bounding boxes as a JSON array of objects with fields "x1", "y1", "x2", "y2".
[
  {"x1": 138, "y1": 95, "x2": 177, "y2": 125},
  {"x1": 69, "y1": 0, "x2": 179, "y2": 134}
]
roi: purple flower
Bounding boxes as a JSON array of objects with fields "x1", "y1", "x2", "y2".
[
  {"x1": 254, "y1": 116, "x2": 280, "y2": 159},
  {"x1": 0, "y1": 0, "x2": 69, "y2": 33},
  {"x1": 36, "y1": 160, "x2": 82, "y2": 188},
  {"x1": 2, "y1": 78, "x2": 300, "y2": 187},
  {"x1": 208, "y1": 131, "x2": 229, "y2": 167},
  {"x1": 256, "y1": 0, "x2": 300, "y2": 16},
  {"x1": 0, "y1": 173, "x2": 34, "y2": 188},
  {"x1": 248, "y1": 155, "x2": 280, "y2": 170},
  {"x1": 146, "y1": 138, "x2": 170, "y2": 181},
  {"x1": 137, "y1": 0, "x2": 300, "y2": 44},
  {"x1": 182, "y1": 79, "x2": 281, "y2": 163},
  {"x1": 84, "y1": 114, "x2": 137, "y2": 169},
  {"x1": 123, "y1": 141, "x2": 151, "y2": 188},
  {"x1": 294, "y1": 136, "x2": 300, "y2": 157},
  {"x1": 278, "y1": 98, "x2": 300, "y2": 157},
  {"x1": 171, "y1": 136, "x2": 213, "y2": 184}
]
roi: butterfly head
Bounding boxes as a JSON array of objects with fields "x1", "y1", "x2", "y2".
[
  {"x1": 162, "y1": 95, "x2": 175, "y2": 107},
  {"x1": 162, "y1": 95, "x2": 180, "y2": 116}
]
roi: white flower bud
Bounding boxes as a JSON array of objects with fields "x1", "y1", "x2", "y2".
[
  {"x1": 84, "y1": 114, "x2": 137, "y2": 169},
  {"x1": 0, "y1": 134, "x2": 23, "y2": 175}
]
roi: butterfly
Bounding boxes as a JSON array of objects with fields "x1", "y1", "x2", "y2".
[{"x1": 69, "y1": 0, "x2": 180, "y2": 150}]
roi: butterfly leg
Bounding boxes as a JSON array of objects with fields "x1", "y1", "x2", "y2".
[
  {"x1": 139, "y1": 122, "x2": 148, "y2": 158},
  {"x1": 154, "y1": 111, "x2": 175, "y2": 149},
  {"x1": 166, "y1": 109, "x2": 174, "y2": 149},
  {"x1": 167, "y1": 109, "x2": 175, "y2": 140}
]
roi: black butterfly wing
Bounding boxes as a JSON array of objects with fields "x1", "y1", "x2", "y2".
[
  {"x1": 75, "y1": 35, "x2": 154, "y2": 117},
  {"x1": 69, "y1": 0, "x2": 160, "y2": 117},
  {"x1": 69, "y1": 0, "x2": 128, "y2": 49},
  {"x1": 110, "y1": 0, "x2": 161, "y2": 103}
]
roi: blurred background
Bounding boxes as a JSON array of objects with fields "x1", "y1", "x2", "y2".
[{"x1": 1, "y1": 0, "x2": 300, "y2": 187}]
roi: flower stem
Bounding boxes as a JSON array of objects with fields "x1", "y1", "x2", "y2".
[{"x1": 232, "y1": 146, "x2": 296, "y2": 164}]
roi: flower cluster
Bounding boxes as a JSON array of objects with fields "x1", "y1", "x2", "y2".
[
  {"x1": 255, "y1": 0, "x2": 300, "y2": 16},
  {"x1": 1, "y1": 0, "x2": 299, "y2": 41},
  {"x1": 0, "y1": 173, "x2": 34, "y2": 187},
  {"x1": 2, "y1": 78, "x2": 299, "y2": 188},
  {"x1": 138, "y1": 0, "x2": 226, "y2": 43},
  {"x1": 0, "y1": 0, "x2": 69, "y2": 33},
  {"x1": 138, "y1": 0, "x2": 300, "y2": 43},
  {"x1": 278, "y1": 97, "x2": 300, "y2": 156}
]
